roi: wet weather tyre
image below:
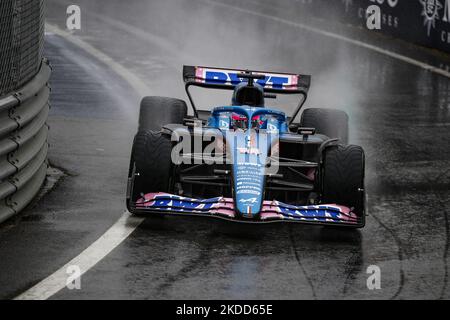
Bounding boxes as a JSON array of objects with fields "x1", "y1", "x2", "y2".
[
  {"x1": 301, "y1": 108, "x2": 349, "y2": 144},
  {"x1": 322, "y1": 145, "x2": 365, "y2": 218},
  {"x1": 139, "y1": 96, "x2": 188, "y2": 131},
  {"x1": 132, "y1": 130, "x2": 173, "y2": 194}
]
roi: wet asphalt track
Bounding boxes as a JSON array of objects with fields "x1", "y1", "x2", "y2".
[{"x1": 0, "y1": 0, "x2": 450, "y2": 299}]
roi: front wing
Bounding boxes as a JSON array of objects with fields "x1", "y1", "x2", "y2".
[{"x1": 131, "y1": 193, "x2": 362, "y2": 227}]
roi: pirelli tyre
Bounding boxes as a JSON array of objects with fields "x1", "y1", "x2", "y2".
[
  {"x1": 301, "y1": 108, "x2": 349, "y2": 144},
  {"x1": 322, "y1": 145, "x2": 365, "y2": 220},
  {"x1": 127, "y1": 130, "x2": 173, "y2": 212},
  {"x1": 138, "y1": 96, "x2": 187, "y2": 131}
]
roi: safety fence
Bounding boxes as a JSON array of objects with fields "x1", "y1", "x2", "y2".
[
  {"x1": 0, "y1": 0, "x2": 45, "y2": 97},
  {"x1": 0, "y1": 0, "x2": 48, "y2": 223}
]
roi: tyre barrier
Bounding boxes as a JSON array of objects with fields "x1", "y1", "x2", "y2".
[{"x1": 0, "y1": 59, "x2": 51, "y2": 223}]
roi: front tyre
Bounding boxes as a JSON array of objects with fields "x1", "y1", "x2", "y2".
[
  {"x1": 127, "y1": 130, "x2": 173, "y2": 213},
  {"x1": 322, "y1": 145, "x2": 365, "y2": 219}
]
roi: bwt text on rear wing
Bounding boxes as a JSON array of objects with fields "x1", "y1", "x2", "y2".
[
  {"x1": 182, "y1": 65, "x2": 311, "y2": 121},
  {"x1": 183, "y1": 65, "x2": 311, "y2": 93}
]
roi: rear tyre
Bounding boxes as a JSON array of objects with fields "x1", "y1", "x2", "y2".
[
  {"x1": 139, "y1": 96, "x2": 187, "y2": 131},
  {"x1": 322, "y1": 145, "x2": 365, "y2": 218},
  {"x1": 301, "y1": 108, "x2": 349, "y2": 144},
  {"x1": 127, "y1": 130, "x2": 173, "y2": 213}
]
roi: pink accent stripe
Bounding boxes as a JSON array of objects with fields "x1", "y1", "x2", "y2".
[{"x1": 136, "y1": 193, "x2": 358, "y2": 223}]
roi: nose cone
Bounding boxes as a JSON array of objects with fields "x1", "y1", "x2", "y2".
[
  {"x1": 234, "y1": 162, "x2": 265, "y2": 218},
  {"x1": 228, "y1": 130, "x2": 269, "y2": 219}
]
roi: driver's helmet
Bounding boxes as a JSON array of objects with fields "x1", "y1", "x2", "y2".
[
  {"x1": 231, "y1": 114, "x2": 265, "y2": 130},
  {"x1": 232, "y1": 82, "x2": 265, "y2": 107}
]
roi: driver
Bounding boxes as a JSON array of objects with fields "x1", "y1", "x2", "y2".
[{"x1": 231, "y1": 114, "x2": 265, "y2": 130}]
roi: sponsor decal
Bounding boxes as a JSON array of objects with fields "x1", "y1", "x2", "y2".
[
  {"x1": 237, "y1": 147, "x2": 261, "y2": 155},
  {"x1": 238, "y1": 133, "x2": 261, "y2": 155},
  {"x1": 237, "y1": 146, "x2": 261, "y2": 155},
  {"x1": 239, "y1": 198, "x2": 258, "y2": 204},
  {"x1": 266, "y1": 120, "x2": 279, "y2": 134},
  {"x1": 195, "y1": 67, "x2": 299, "y2": 90},
  {"x1": 418, "y1": 0, "x2": 450, "y2": 44},
  {"x1": 219, "y1": 117, "x2": 230, "y2": 130},
  {"x1": 420, "y1": 0, "x2": 443, "y2": 36}
]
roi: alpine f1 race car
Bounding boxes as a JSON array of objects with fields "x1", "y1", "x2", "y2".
[{"x1": 126, "y1": 66, "x2": 366, "y2": 228}]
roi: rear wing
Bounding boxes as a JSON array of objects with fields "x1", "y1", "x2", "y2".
[
  {"x1": 183, "y1": 65, "x2": 311, "y2": 94},
  {"x1": 183, "y1": 65, "x2": 311, "y2": 123}
]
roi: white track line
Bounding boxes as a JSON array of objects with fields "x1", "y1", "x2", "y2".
[
  {"x1": 15, "y1": 24, "x2": 148, "y2": 300},
  {"x1": 15, "y1": 212, "x2": 144, "y2": 300},
  {"x1": 203, "y1": 0, "x2": 450, "y2": 79}
]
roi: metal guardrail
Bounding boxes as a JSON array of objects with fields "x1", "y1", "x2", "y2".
[{"x1": 0, "y1": 59, "x2": 51, "y2": 223}]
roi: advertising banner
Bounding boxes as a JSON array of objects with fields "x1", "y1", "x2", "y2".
[{"x1": 276, "y1": 0, "x2": 450, "y2": 53}]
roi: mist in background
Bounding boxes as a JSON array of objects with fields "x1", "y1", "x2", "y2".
[
  {"x1": 44, "y1": 0, "x2": 449, "y2": 164},
  {"x1": 45, "y1": 0, "x2": 365, "y2": 123}
]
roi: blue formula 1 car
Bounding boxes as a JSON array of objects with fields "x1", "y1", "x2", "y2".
[{"x1": 126, "y1": 66, "x2": 366, "y2": 228}]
